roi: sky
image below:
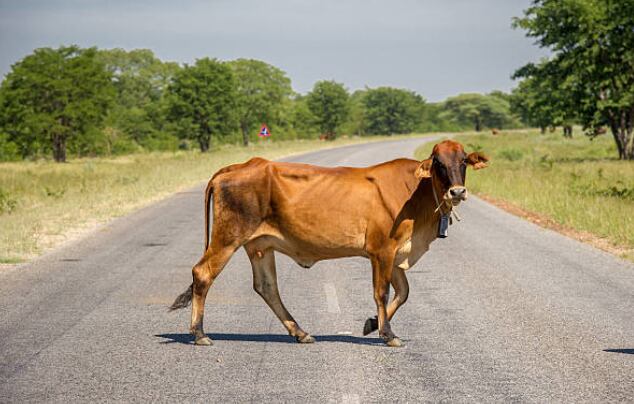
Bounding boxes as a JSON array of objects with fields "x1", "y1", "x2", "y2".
[{"x1": 0, "y1": 0, "x2": 548, "y2": 102}]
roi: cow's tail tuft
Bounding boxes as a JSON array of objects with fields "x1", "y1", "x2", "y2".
[{"x1": 169, "y1": 283, "x2": 193, "y2": 311}]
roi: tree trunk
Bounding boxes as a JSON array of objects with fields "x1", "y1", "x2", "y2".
[
  {"x1": 474, "y1": 117, "x2": 481, "y2": 132},
  {"x1": 563, "y1": 125, "x2": 573, "y2": 138},
  {"x1": 540, "y1": 126, "x2": 546, "y2": 134},
  {"x1": 608, "y1": 111, "x2": 634, "y2": 160},
  {"x1": 241, "y1": 122, "x2": 249, "y2": 146},
  {"x1": 52, "y1": 134, "x2": 67, "y2": 163},
  {"x1": 626, "y1": 107, "x2": 634, "y2": 160},
  {"x1": 198, "y1": 136, "x2": 210, "y2": 152}
]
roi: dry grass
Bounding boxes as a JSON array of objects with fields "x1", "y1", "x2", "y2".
[
  {"x1": 0, "y1": 134, "x2": 434, "y2": 263},
  {"x1": 415, "y1": 129, "x2": 634, "y2": 261}
]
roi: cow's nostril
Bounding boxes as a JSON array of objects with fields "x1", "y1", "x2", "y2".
[{"x1": 450, "y1": 188, "x2": 466, "y2": 197}]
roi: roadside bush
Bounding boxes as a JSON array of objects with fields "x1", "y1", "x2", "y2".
[
  {"x1": 0, "y1": 133, "x2": 20, "y2": 161},
  {"x1": 498, "y1": 148, "x2": 524, "y2": 161},
  {"x1": 596, "y1": 183, "x2": 634, "y2": 201},
  {"x1": 138, "y1": 132, "x2": 180, "y2": 151},
  {"x1": 111, "y1": 136, "x2": 141, "y2": 155},
  {"x1": 0, "y1": 188, "x2": 18, "y2": 214}
]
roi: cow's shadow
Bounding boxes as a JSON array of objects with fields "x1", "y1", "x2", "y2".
[
  {"x1": 603, "y1": 348, "x2": 634, "y2": 355},
  {"x1": 155, "y1": 333, "x2": 384, "y2": 346}
]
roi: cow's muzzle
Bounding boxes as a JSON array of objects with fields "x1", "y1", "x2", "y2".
[{"x1": 447, "y1": 186, "x2": 468, "y2": 204}]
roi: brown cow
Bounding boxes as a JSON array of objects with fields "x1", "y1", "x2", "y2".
[{"x1": 170, "y1": 140, "x2": 489, "y2": 347}]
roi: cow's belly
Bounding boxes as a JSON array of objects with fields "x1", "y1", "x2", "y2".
[{"x1": 248, "y1": 223, "x2": 368, "y2": 268}]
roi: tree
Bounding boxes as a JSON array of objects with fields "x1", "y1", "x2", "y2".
[
  {"x1": 442, "y1": 93, "x2": 516, "y2": 131},
  {"x1": 97, "y1": 48, "x2": 180, "y2": 150},
  {"x1": 306, "y1": 80, "x2": 349, "y2": 140},
  {"x1": 165, "y1": 58, "x2": 237, "y2": 152},
  {"x1": 341, "y1": 89, "x2": 368, "y2": 136},
  {"x1": 288, "y1": 95, "x2": 319, "y2": 139},
  {"x1": 0, "y1": 46, "x2": 114, "y2": 162},
  {"x1": 511, "y1": 60, "x2": 578, "y2": 136},
  {"x1": 514, "y1": 0, "x2": 634, "y2": 159},
  {"x1": 363, "y1": 87, "x2": 425, "y2": 135},
  {"x1": 227, "y1": 59, "x2": 292, "y2": 146}
]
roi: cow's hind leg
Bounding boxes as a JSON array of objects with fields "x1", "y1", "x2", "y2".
[
  {"x1": 190, "y1": 244, "x2": 237, "y2": 346},
  {"x1": 245, "y1": 244, "x2": 314, "y2": 343},
  {"x1": 364, "y1": 266, "x2": 409, "y2": 338}
]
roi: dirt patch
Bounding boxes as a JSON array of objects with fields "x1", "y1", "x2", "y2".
[{"x1": 478, "y1": 193, "x2": 633, "y2": 261}]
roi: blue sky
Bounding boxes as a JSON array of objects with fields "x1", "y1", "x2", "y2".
[{"x1": 0, "y1": 0, "x2": 548, "y2": 101}]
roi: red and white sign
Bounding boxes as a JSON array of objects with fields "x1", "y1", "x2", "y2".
[{"x1": 258, "y1": 124, "x2": 271, "y2": 137}]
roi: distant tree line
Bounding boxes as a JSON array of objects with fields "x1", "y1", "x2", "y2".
[{"x1": 0, "y1": 46, "x2": 523, "y2": 162}]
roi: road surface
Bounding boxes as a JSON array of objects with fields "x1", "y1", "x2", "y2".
[{"x1": 1, "y1": 137, "x2": 633, "y2": 402}]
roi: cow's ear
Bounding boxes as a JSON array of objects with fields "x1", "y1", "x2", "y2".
[
  {"x1": 466, "y1": 152, "x2": 489, "y2": 170},
  {"x1": 415, "y1": 158, "x2": 433, "y2": 178}
]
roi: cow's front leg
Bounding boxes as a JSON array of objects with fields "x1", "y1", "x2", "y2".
[
  {"x1": 371, "y1": 255, "x2": 402, "y2": 347},
  {"x1": 364, "y1": 266, "x2": 409, "y2": 337}
]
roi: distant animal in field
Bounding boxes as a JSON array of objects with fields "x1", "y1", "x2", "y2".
[
  {"x1": 170, "y1": 140, "x2": 489, "y2": 347},
  {"x1": 491, "y1": 128, "x2": 500, "y2": 135}
]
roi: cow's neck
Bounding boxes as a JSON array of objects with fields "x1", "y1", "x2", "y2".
[
  {"x1": 399, "y1": 178, "x2": 446, "y2": 228},
  {"x1": 430, "y1": 176, "x2": 452, "y2": 217}
]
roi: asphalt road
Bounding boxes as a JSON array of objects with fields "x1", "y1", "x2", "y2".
[{"x1": 1, "y1": 137, "x2": 633, "y2": 402}]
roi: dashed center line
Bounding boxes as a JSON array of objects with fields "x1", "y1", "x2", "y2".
[
  {"x1": 324, "y1": 283, "x2": 341, "y2": 313},
  {"x1": 341, "y1": 393, "x2": 360, "y2": 404}
]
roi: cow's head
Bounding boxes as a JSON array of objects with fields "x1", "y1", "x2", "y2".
[{"x1": 415, "y1": 140, "x2": 488, "y2": 205}]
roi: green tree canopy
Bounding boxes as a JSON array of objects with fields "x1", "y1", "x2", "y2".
[
  {"x1": 97, "y1": 48, "x2": 180, "y2": 150},
  {"x1": 511, "y1": 60, "x2": 578, "y2": 136},
  {"x1": 306, "y1": 80, "x2": 349, "y2": 140},
  {"x1": 514, "y1": 0, "x2": 634, "y2": 159},
  {"x1": 340, "y1": 89, "x2": 367, "y2": 136},
  {"x1": 288, "y1": 95, "x2": 318, "y2": 139},
  {"x1": 363, "y1": 87, "x2": 425, "y2": 135},
  {"x1": 0, "y1": 46, "x2": 114, "y2": 161},
  {"x1": 165, "y1": 58, "x2": 237, "y2": 152},
  {"x1": 441, "y1": 93, "x2": 516, "y2": 131},
  {"x1": 227, "y1": 59, "x2": 292, "y2": 145}
]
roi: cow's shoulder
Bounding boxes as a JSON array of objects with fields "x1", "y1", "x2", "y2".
[{"x1": 362, "y1": 159, "x2": 421, "y2": 218}]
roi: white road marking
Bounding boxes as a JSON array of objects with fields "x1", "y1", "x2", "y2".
[
  {"x1": 341, "y1": 394, "x2": 360, "y2": 404},
  {"x1": 324, "y1": 283, "x2": 340, "y2": 313}
]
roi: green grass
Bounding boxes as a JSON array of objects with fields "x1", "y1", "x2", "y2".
[
  {"x1": 415, "y1": 129, "x2": 634, "y2": 261},
  {"x1": 0, "y1": 134, "x2": 433, "y2": 263}
]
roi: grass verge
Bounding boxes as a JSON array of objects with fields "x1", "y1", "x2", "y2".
[
  {"x1": 0, "y1": 134, "x2": 433, "y2": 263},
  {"x1": 415, "y1": 129, "x2": 634, "y2": 262}
]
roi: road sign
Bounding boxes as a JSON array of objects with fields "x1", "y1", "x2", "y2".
[{"x1": 258, "y1": 124, "x2": 271, "y2": 137}]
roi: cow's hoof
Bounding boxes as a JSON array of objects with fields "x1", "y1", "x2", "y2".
[
  {"x1": 363, "y1": 317, "x2": 378, "y2": 336},
  {"x1": 385, "y1": 337, "x2": 403, "y2": 348},
  {"x1": 195, "y1": 336, "x2": 213, "y2": 346},
  {"x1": 297, "y1": 334, "x2": 315, "y2": 344}
]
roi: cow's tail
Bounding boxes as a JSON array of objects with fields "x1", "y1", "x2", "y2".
[
  {"x1": 169, "y1": 283, "x2": 193, "y2": 311},
  {"x1": 204, "y1": 177, "x2": 214, "y2": 252},
  {"x1": 169, "y1": 174, "x2": 219, "y2": 312}
]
